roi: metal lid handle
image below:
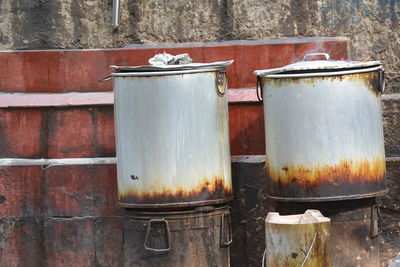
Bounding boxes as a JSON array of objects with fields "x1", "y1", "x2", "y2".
[{"x1": 303, "y1": 53, "x2": 330, "y2": 61}]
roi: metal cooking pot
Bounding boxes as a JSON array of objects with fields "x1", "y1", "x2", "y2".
[
  {"x1": 112, "y1": 60, "x2": 234, "y2": 209},
  {"x1": 254, "y1": 53, "x2": 386, "y2": 202}
]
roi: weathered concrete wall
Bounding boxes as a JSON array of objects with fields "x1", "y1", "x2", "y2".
[{"x1": 0, "y1": 0, "x2": 399, "y2": 92}]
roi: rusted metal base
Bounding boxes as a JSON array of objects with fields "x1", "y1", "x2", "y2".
[
  {"x1": 123, "y1": 206, "x2": 231, "y2": 267},
  {"x1": 276, "y1": 198, "x2": 380, "y2": 267},
  {"x1": 268, "y1": 189, "x2": 388, "y2": 202},
  {"x1": 264, "y1": 210, "x2": 331, "y2": 267},
  {"x1": 119, "y1": 196, "x2": 233, "y2": 210}
]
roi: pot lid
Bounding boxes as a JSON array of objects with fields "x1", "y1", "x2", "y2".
[
  {"x1": 254, "y1": 53, "x2": 381, "y2": 77},
  {"x1": 111, "y1": 60, "x2": 234, "y2": 73}
]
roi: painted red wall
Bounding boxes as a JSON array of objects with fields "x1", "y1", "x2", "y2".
[
  {"x1": 0, "y1": 39, "x2": 347, "y2": 266},
  {"x1": 0, "y1": 39, "x2": 347, "y2": 156}
]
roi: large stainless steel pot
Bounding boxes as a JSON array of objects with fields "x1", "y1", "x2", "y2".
[
  {"x1": 112, "y1": 61, "x2": 233, "y2": 209},
  {"x1": 254, "y1": 53, "x2": 386, "y2": 201}
]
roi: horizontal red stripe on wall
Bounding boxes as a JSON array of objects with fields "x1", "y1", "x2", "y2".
[
  {"x1": 0, "y1": 103, "x2": 263, "y2": 157},
  {"x1": 0, "y1": 38, "x2": 347, "y2": 156},
  {"x1": 0, "y1": 38, "x2": 347, "y2": 93}
]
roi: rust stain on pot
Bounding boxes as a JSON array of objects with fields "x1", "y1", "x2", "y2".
[
  {"x1": 269, "y1": 157, "x2": 385, "y2": 185},
  {"x1": 267, "y1": 157, "x2": 386, "y2": 199},
  {"x1": 263, "y1": 70, "x2": 383, "y2": 97},
  {"x1": 119, "y1": 177, "x2": 233, "y2": 206}
]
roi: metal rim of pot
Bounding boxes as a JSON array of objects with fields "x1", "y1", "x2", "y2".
[
  {"x1": 110, "y1": 67, "x2": 230, "y2": 97},
  {"x1": 262, "y1": 66, "x2": 382, "y2": 79},
  {"x1": 102, "y1": 60, "x2": 233, "y2": 97},
  {"x1": 254, "y1": 53, "x2": 382, "y2": 78},
  {"x1": 111, "y1": 67, "x2": 227, "y2": 77},
  {"x1": 118, "y1": 197, "x2": 234, "y2": 209},
  {"x1": 255, "y1": 53, "x2": 385, "y2": 101},
  {"x1": 266, "y1": 190, "x2": 389, "y2": 202}
]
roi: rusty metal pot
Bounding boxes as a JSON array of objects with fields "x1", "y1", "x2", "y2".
[
  {"x1": 123, "y1": 206, "x2": 232, "y2": 267},
  {"x1": 276, "y1": 198, "x2": 381, "y2": 267},
  {"x1": 112, "y1": 61, "x2": 234, "y2": 209},
  {"x1": 254, "y1": 53, "x2": 387, "y2": 202},
  {"x1": 264, "y1": 209, "x2": 332, "y2": 267}
]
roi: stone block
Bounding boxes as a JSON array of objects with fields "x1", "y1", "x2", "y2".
[
  {"x1": 47, "y1": 108, "x2": 95, "y2": 158},
  {"x1": 45, "y1": 165, "x2": 94, "y2": 217},
  {"x1": 92, "y1": 164, "x2": 122, "y2": 217},
  {"x1": 230, "y1": 157, "x2": 272, "y2": 267},
  {"x1": 377, "y1": 158, "x2": 400, "y2": 265},
  {"x1": 45, "y1": 164, "x2": 122, "y2": 217},
  {"x1": 233, "y1": 44, "x2": 295, "y2": 88},
  {"x1": 45, "y1": 217, "x2": 95, "y2": 267},
  {"x1": 0, "y1": 217, "x2": 44, "y2": 267},
  {"x1": 94, "y1": 217, "x2": 124, "y2": 267},
  {"x1": 0, "y1": 166, "x2": 43, "y2": 217},
  {"x1": 383, "y1": 96, "x2": 400, "y2": 157},
  {"x1": 0, "y1": 109, "x2": 45, "y2": 158},
  {"x1": 0, "y1": 51, "x2": 64, "y2": 93},
  {"x1": 229, "y1": 104, "x2": 265, "y2": 155},
  {"x1": 94, "y1": 106, "x2": 116, "y2": 157}
]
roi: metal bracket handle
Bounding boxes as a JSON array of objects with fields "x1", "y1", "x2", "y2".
[
  {"x1": 261, "y1": 247, "x2": 267, "y2": 267},
  {"x1": 256, "y1": 76, "x2": 263, "y2": 102},
  {"x1": 300, "y1": 233, "x2": 317, "y2": 267},
  {"x1": 216, "y1": 70, "x2": 228, "y2": 96},
  {"x1": 220, "y1": 213, "x2": 233, "y2": 247},
  {"x1": 262, "y1": 233, "x2": 316, "y2": 267},
  {"x1": 99, "y1": 76, "x2": 113, "y2": 82},
  {"x1": 303, "y1": 53, "x2": 330, "y2": 61},
  {"x1": 144, "y1": 218, "x2": 171, "y2": 252},
  {"x1": 371, "y1": 204, "x2": 382, "y2": 238},
  {"x1": 379, "y1": 69, "x2": 386, "y2": 93}
]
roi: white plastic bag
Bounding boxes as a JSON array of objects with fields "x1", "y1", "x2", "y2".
[{"x1": 148, "y1": 52, "x2": 192, "y2": 65}]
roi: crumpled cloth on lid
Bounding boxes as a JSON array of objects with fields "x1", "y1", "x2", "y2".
[{"x1": 148, "y1": 52, "x2": 193, "y2": 65}]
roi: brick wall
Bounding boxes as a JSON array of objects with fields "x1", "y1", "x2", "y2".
[{"x1": 1, "y1": 38, "x2": 398, "y2": 266}]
